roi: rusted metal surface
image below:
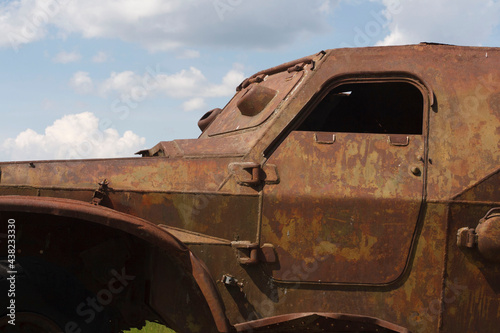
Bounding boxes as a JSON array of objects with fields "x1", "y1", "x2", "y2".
[
  {"x1": 236, "y1": 51, "x2": 324, "y2": 91},
  {"x1": 237, "y1": 84, "x2": 277, "y2": 117},
  {"x1": 158, "y1": 224, "x2": 232, "y2": 245},
  {"x1": 0, "y1": 196, "x2": 232, "y2": 333},
  {"x1": 206, "y1": 69, "x2": 305, "y2": 136},
  {"x1": 475, "y1": 208, "x2": 500, "y2": 262},
  {"x1": 189, "y1": 203, "x2": 448, "y2": 332},
  {"x1": 456, "y1": 207, "x2": 500, "y2": 262},
  {"x1": 441, "y1": 203, "x2": 500, "y2": 333},
  {"x1": 0, "y1": 156, "x2": 260, "y2": 241},
  {"x1": 1, "y1": 44, "x2": 500, "y2": 332},
  {"x1": 261, "y1": 131, "x2": 425, "y2": 285},
  {"x1": 198, "y1": 108, "x2": 222, "y2": 132},
  {"x1": 137, "y1": 131, "x2": 256, "y2": 158},
  {"x1": 234, "y1": 312, "x2": 410, "y2": 332}
]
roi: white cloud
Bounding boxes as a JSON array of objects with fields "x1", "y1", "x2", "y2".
[
  {"x1": 318, "y1": 0, "x2": 336, "y2": 14},
  {"x1": 154, "y1": 67, "x2": 245, "y2": 98},
  {"x1": 176, "y1": 49, "x2": 201, "y2": 59},
  {"x1": 0, "y1": 0, "x2": 337, "y2": 51},
  {"x1": 155, "y1": 67, "x2": 207, "y2": 98},
  {"x1": 92, "y1": 51, "x2": 110, "y2": 63},
  {"x1": 376, "y1": 0, "x2": 500, "y2": 46},
  {"x1": 81, "y1": 65, "x2": 244, "y2": 102},
  {"x1": 203, "y1": 69, "x2": 245, "y2": 97},
  {"x1": 1, "y1": 112, "x2": 146, "y2": 161},
  {"x1": 182, "y1": 97, "x2": 206, "y2": 112},
  {"x1": 100, "y1": 71, "x2": 139, "y2": 96},
  {"x1": 0, "y1": 0, "x2": 57, "y2": 50},
  {"x1": 52, "y1": 50, "x2": 81, "y2": 63},
  {"x1": 3, "y1": 1, "x2": 500, "y2": 52},
  {"x1": 70, "y1": 71, "x2": 93, "y2": 94}
]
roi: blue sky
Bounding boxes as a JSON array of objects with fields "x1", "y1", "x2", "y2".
[{"x1": 1, "y1": 0, "x2": 499, "y2": 161}]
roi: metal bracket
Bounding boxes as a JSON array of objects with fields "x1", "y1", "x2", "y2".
[
  {"x1": 220, "y1": 274, "x2": 244, "y2": 292},
  {"x1": 91, "y1": 179, "x2": 109, "y2": 205},
  {"x1": 457, "y1": 227, "x2": 477, "y2": 248}
]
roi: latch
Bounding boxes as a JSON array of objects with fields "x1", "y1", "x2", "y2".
[{"x1": 456, "y1": 227, "x2": 477, "y2": 248}]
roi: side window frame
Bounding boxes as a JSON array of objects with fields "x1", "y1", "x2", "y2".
[
  {"x1": 264, "y1": 72, "x2": 433, "y2": 159},
  {"x1": 293, "y1": 74, "x2": 431, "y2": 136}
]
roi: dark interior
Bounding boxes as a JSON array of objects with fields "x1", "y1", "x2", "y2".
[{"x1": 296, "y1": 81, "x2": 424, "y2": 134}]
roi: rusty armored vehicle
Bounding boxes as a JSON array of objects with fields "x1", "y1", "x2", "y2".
[{"x1": 1, "y1": 43, "x2": 500, "y2": 332}]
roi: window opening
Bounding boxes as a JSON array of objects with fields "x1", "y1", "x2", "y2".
[{"x1": 296, "y1": 81, "x2": 424, "y2": 134}]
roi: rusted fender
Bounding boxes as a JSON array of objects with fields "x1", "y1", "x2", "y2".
[
  {"x1": 0, "y1": 195, "x2": 233, "y2": 333},
  {"x1": 234, "y1": 312, "x2": 409, "y2": 333}
]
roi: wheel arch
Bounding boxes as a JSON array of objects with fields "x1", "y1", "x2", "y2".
[{"x1": 0, "y1": 195, "x2": 232, "y2": 333}]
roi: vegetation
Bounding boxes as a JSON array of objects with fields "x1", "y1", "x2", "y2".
[{"x1": 124, "y1": 321, "x2": 175, "y2": 333}]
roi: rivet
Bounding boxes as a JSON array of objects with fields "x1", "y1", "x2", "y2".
[{"x1": 411, "y1": 166, "x2": 421, "y2": 176}]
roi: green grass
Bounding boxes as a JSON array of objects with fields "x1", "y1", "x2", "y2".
[{"x1": 124, "y1": 321, "x2": 176, "y2": 333}]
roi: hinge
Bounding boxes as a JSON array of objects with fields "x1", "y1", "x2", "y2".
[
  {"x1": 231, "y1": 241, "x2": 276, "y2": 265},
  {"x1": 236, "y1": 74, "x2": 266, "y2": 91},
  {"x1": 232, "y1": 241, "x2": 259, "y2": 265},
  {"x1": 229, "y1": 162, "x2": 280, "y2": 186},
  {"x1": 228, "y1": 162, "x2": 263, "y2": 186},
  {"x1": 247, "y1": 74, "x2": 266, "y2": 85},
  {"x1": 287, "y1": 62, "x2": 306, "y2": 73}
]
